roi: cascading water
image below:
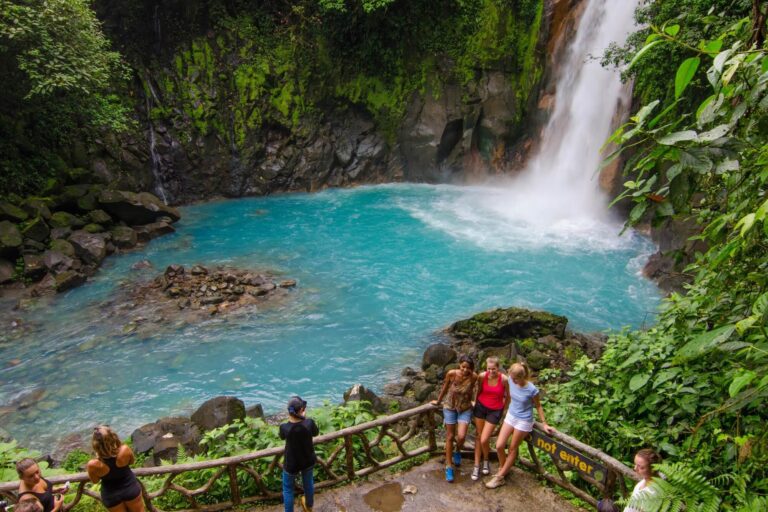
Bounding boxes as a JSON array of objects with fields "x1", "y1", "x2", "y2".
[
  {"x1": 443, "y1": 0, "x2": 641, "y2": 245},
  {"x1": 145, "y1": 78, "x2": 169, "y2": 204},
  {"x1": 508, "y1": 0, "x2": 639, "y2": 223}
]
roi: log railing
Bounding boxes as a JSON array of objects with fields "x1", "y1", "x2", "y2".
[
  {"x1": 0, "y1": 404, "x2": 637, "y2": 511},
  {"x1": 0, "y1": 403, "x2": 438, "y2": 512}
]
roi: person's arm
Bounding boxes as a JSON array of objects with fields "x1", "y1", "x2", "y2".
[
  {"x1": 51, "y1": 494, "x2": 64, "y2": 512},
  {"x1": 116, "y1": 444, "x2": 135, "y2": 467},
  {"x1": 502, "y1": 375, "x2": 511, "y2": 411},
  {"x1": 279, "y1": 423, "x2": 287, "y2": 440},
  {"x1": 86, "y1": 460, "x2": 106, "y2": 484},
  {"x1": 533, "y1": 394, "x2": 554, "y2": 434},
  {"x1": 430, "y1": 370, "x2": 454, "y2": 406},
  {"x1": 310, "y1": 419, "x2": 319, "y2": 437},
  {"x1": 474, "y1": 372, "x2": 486, "y2": 402}
]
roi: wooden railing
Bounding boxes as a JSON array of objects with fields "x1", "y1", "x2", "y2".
[
  {"x1": 1, "y1": 404, "x2": 637, "y2": 510},
  {"x1": 0, "y1": 403, "x2": 438, "y2": 512}
]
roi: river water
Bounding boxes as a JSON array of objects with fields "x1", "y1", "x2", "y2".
[
  {"x1": 0, "y1": 184, "x2": 658, "y2": 449},
  {"x1": 0, "y1": 0, "x2": 650, "y2": 450}
]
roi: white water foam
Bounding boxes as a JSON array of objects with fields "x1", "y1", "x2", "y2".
[{"x1": 408, "y1": 0, "x2": 643, "y2": 252}]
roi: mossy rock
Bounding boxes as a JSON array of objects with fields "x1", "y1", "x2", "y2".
[
  {"x1": 89, "y1": 209, "x2": 112, "y2": 225},
  {"x1": 525, "y1": 349, "x2": 549, "y2": 371},
  {"x1": 77, "y1": 193, "x2": 98, "y2": 212},
  {"x1": 50, "y1": 239, "x2": 76, "y2": 258},
  {"x1": 49, "y1": 211, "x2": 85, "y2": 229},
  {"x1": 21, "y1": 216, "x2": 50, "y2": 243},
  {"x1": 0, "y1": 221, "x2": 22, "y2": 250},
  {"x1": 83, "y1": 223, "x2": 104, "y2": 234},
  {"x1": 449, "y1": 307, "x2": 568, "y2": 343},
  {"x1": 0, "y1": 201, "x2": 29, "y2": 223}
]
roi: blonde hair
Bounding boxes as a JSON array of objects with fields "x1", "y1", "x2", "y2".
[
  {"x1": 485, "y1": 356, "x2": 499, "y2": 369},
  {"x1": 509, "y1": 362, "x2": 531, "y2": 384},
  {"x1": 15, "y1": 458, "x2": 37, "y2": 478},
  {"x1": 92, "y1": 425, "x2": 122, "y2": 458}
]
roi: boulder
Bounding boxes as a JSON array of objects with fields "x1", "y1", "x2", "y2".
[
  {"x1": 191, "y1": 396, "x2": 245, "y2": 432},
  {"x1": 421, "y1": 343, "x2": 457, "y2": 370},
  {"x1": 21, "y1": 198, "x2": 52, "y2": 220},
  {"x1": 50, "y1": 227, "x2": 72, "y2": 240},
  {"x1": 0, "y1": 258, "x2": 14, "y2": 283},
  {"x1": 383, "y1": 379, "x2": 410, "y2": 396},
  {"x1": 89, "y1": 209, "x2": 112, "y2": 225},
  {"x1": 50, "y1": 239, "x2": 76, "y2": 257},
  {"x1": 22, "y1": 254, "x2": 46, "y2": 280},
  {"x1": 245, "y1": 404, "x2": 264, "y2": 418},
  {"x1": 98, "y1": 190, "x2": 181, "y2": 225},
  {"x1": 449, "y1": 307, "x2": 568, "y2": 342},
  {"x1": 43, "y1": 250, "x2": 75, "y2": 274},
  {"x1": 54, "y1": 271, "x2": 87, "y2": 292},
  {"x1": 525, "y1": 349, "x2": 549, "y2": 371},
  {"x1": 0, "y1": 221, "x2": 22, "y2": 257},
  {"x1": 83, "y1": 223, "x2": 104, "y2": 234},
  {"x1": 21, "y1": 217, "x2": 50, "y2": 243},
  {"x1": 110, "y1": 226, "x2": 138, "y2": 248},
  {"x1": 131, "y1": 417, "x2": 202, "y2": 462},
  {"x1": 134, "y1": 221, "x2": 175, "y2": 242},
  {"x1": 0, "y1": 201, "x2": 29, "y2": 223},
  {"x1": 76, "y1": 193, "x2": 98, "y2": 212},
  {"x1": 412, "y1": 380, "x2": 436, "y2": 402},
  {"x1": 69, "y1": 231, "x2": 106, "y2": 265},
  {"x1": 49, "y1": 211, "x2": 85, "y2": 229},
  {"x1": 343, "y1": 383, "x2": 385, "y2": 413}
]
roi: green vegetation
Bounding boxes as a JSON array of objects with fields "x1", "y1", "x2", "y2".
[
  {"x1": 143, "y1": 0, "x2": 546, "y2": 146},
  {"x1": 0, "y1": 0, "x2": 131, "y2": 196},
  {"x1": 550, "y1": 5, "x2": 768, "y2": 509}
]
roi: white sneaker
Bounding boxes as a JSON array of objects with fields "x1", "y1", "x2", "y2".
[
  {"x1": 485, "y1": 474, "x2": 506, "y2": 489},
  {"x1": 482, "y1": 460, "x2": 491, "y2": 475},
  {"x1": 471, "y1": 466, "x2": 480, "y2": 481}
]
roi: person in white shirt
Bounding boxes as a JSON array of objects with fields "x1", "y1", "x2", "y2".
[{"x1": 626, "y1": 448, "x2": 662, "y2": 512}]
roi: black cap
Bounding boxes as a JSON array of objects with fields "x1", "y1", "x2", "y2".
[{"x1": 287, "y1": 396, "x2": 307, "y2": 415}]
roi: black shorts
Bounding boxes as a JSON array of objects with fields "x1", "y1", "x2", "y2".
[{"x1": 473, "y1": 401, "x2": 503, "y2": 425}]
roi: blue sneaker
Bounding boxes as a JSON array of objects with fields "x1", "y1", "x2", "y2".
[
  {"x1": 452, "y1": 451, "x2": 462, "y2": 466},
  {"x1": 445, "y1": 466, "x2": 454, "y2": 482}
]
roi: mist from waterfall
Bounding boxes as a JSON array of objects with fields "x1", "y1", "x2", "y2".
[{"x1": 416, "y1": 0, "x2": 642, "y2": 252}]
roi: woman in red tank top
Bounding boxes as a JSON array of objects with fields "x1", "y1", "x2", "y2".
[{"x1": 470, "y1": 357, "x2": 510, "y2": 480}]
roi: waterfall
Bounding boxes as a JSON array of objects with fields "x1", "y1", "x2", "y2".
[
  {"x1": 144, "y1": 78, "x2": 169, "y2": 205},
  {"x1": 495, "y1": 0, "x2": 639, "y2": 227}
]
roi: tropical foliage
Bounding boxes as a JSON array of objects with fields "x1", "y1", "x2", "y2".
[{"x1": 550, "y1": 5, "x2": 768, "y2": 509}]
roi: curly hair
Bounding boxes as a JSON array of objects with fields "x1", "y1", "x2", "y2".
[
  {"x1": 92, "y1": 425, "x2": 122, "y2": 458},
  {"x1": 458, "y1": 354, "x2": 475, "y2": 371}
]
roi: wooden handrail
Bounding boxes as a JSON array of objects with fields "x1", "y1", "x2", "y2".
[{"x1": 1, "y1": 402, "x2": 638, "y2": 510}]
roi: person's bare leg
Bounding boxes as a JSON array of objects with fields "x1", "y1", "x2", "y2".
[
  {"x1": 498, "y1": 429, "x2": 529, "y2": 478},
  {"x1": 444, "y1": 423, "x2": 456, "y2": 466},
  {"x1": 473, "y1": 417, "x2": 486, "y2": 467},
  {"x1": 480, "y1": 421, "x2": 496, "y2": 462},
  {"x1": 494, "y1": 422, "x2": 514, "y2": 470}
]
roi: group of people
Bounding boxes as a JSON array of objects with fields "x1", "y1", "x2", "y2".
[
  {"x1": 430, "y1": 355, "x2": 553, "y2": 488},
  {"x1": 11, "y1": 374, "x2": 662, "y2": 512},
  {"x1": 15, "y1": 426, "x2": 144, "y2": 512}
]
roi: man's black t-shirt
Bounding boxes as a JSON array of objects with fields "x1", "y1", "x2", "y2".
[{"x1": 279, "y1": 418, "x2": 319, "y2": 474}]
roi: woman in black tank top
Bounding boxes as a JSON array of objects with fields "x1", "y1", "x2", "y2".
[
  {"x1": 86, "y1": 426, "x2": 144, "y2": 512},
  {"x1": 16, "y1": 458, "x2": 66, "y2": 512}
]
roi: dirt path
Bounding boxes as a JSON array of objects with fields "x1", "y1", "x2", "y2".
[{"x1": 256, "y1": 456, "x2": 586, "y2": 512}]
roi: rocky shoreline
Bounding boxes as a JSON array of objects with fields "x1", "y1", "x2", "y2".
[
  {"x1": 0, "y1": 178, "x2": 180, "y2": 296},
  {"x1": 11, "y1": 306, "x2": 606, "y2": 468}
]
